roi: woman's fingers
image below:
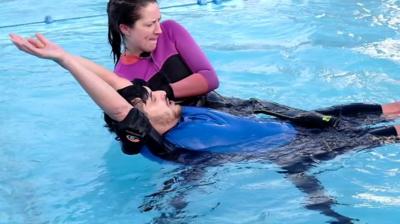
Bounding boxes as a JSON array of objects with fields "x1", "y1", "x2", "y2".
[
  {"x1": 17, "y1": 42, "x2": 36, "y2": 55},
  {"x1": 10, "y1": 34, "x2": 29, "y2": 48},
  {"x1": 10, "y1": 34, "x2": 43, "y2": 56},
  {"x1": 10, "y1": 33, "x2": 61, "y2": 60},
  {"x1": 27, "y1": 38, "x2": 45, "y2": 48},
  {"x1": 9, "y1": 35, "x2": 29, "y2": 52},
  {"x1": 27, "y1": 38, "x2": 37, "y2": 47},
  {"x1": 9, "y1": 33, "x2": 23, "y2": 45},
  {"x1": 36, "y1": 33, "x2": 50, "y2": 46}
]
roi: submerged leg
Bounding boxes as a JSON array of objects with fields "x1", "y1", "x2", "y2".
[
  {"x1": 285, "y1": 172, "x2": 356, "y2": 224},
  {"x1": 267, "y1": 127, "x2": 383, "y2": 224},
  {"x1": 315, "y1": 103, "x2": 382, "y2": 117},
  {"x1": 315, "y1": 103, "x2": 389, "y2": 128},
  {"x1": 139, "y1": 165, "x2": 211, "y2": 223},
  {"x1": 367, "y1": 125, "x2": 400, "y2": 137}
]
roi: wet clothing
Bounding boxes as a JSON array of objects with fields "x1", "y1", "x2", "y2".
[
  {"x1": 114, "y1": 20, "x2": 219, "y2": 104},
  {"x1": 164, "y1": 106, "x2": 296, "y2": 153},
  {"x1": 110, "y1": 84, "x2": 397, "y2": 164},
  {"x1": 138, "y1": 99, "x2": 397, "y2": 164}
]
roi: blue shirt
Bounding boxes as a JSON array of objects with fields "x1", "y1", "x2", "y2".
[{"x1": 163, "y1": 106, "x2": 297, "y2": 153}]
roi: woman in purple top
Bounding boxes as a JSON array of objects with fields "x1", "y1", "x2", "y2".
[{"x1": 107, "y1": 0, "x2": 219, "y2": 105}]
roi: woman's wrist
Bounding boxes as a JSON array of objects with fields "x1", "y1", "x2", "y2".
[{"x1": 54, "y1": 52, "x2": 73, "y2": 67}]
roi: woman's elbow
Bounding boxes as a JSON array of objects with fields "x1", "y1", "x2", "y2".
[
  {"x1": 207, "y1": 80, "x2": 219, "y2": 91},
  {"x1": 195, "y1": 70, "x2": 219, "y2": 92},
  {"x1": 206, "y1": 72, "x2": 219, "y2": 91}
]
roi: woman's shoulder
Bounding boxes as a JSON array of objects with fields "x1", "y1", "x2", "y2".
[
  {"x1": 161, "y1": 19, "x2": 181, "y2": 28},
  {"x1": 161, "y1": 19, "x2": 187, "y2": 34}
]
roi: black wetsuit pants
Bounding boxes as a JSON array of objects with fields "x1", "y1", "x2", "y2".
[{"x1": 204, "y1": 92, "x2": 397, "y2": 137}]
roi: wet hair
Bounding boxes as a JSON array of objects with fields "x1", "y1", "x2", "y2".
[
  {"x1": 107, "y1": 0, "x2": 157, "y2": 63},
  {"x1": 104, "y1": 81, "x2": 150, "y2": 133}
]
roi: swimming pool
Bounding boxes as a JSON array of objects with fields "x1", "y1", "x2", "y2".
[{"x1": 1, "y1": 0, "x2": 400, "y2": 223}]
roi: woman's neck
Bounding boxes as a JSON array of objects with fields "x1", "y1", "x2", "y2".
[
  {"x1": 124, "y1": 49, "x2": 151, "y2": 58},
  {"x1": 124, "y1": 48, "x2": 142, "y2": 57}
]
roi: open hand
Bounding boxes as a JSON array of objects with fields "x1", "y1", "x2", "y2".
[{"x1": 9, "y1": 33, "x2": 66, "y2": 61}]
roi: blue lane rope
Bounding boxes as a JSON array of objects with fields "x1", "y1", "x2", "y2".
[{"x1": 0, "y1": 0, "x2": 227, "y2": 29}]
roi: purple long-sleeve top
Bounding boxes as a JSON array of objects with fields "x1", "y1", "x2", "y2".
[{"x1": 114, "y1": 20, "x2": 219, "y2": 104}]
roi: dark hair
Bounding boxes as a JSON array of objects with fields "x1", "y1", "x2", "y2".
[
  {"x1": 104, "y1": 80, "x2": 150, "y2": 133},
  {"x1": 107, "y1": 0, "x2": 157, "y2": 63}
]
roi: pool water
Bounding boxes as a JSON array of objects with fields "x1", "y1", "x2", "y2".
[{"x1": 1, "y1": 0, "x2": 400, "y2": 223}]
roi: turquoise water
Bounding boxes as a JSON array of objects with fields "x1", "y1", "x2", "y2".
[{"x1": 1, "y1": 0, "x2": 400, "y2": 223}]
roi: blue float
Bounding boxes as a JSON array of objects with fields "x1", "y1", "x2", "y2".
[
  {"x1": 197, "y1": 0, "x2": 207, "y2": 5},
  {"x1": 44, "y1": 15, "x2": 53, "y2": 24}
]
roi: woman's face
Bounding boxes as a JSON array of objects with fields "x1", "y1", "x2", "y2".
[{"x1": 120, "y1": 2, "x2": 162, "y2": 55}]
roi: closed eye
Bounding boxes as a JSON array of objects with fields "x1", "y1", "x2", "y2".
[
  {"x1": 165, "y1": 95, "x2": 170, "y2": 105},
  {"x1": 150, "y1": 91, "x2": 156, "y2": 102}
]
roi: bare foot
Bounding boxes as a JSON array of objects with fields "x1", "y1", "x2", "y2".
[{"x1": 382, "y1": 101, "x2": 400, "y2": 117}]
